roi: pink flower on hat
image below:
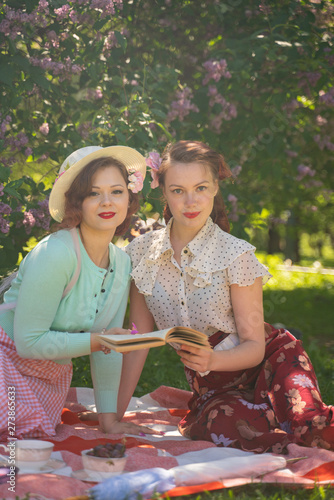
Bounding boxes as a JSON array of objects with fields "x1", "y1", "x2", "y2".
[
  {"x1": 146, "y1": 152, "x2": 162, "y2": 189},
  {"x1": 54, "y1": 170, "x2": 66, "y2": 183},
  {"x1": 128, "y1": 171, "x2": 144, "y2": 193}
]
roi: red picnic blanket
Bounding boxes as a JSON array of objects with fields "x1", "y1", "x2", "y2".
[{"x1": 0, "y1": 385, "x2": 333, "y2": 500}]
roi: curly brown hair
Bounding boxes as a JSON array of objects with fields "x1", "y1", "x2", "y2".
[
  {"x1": 157, "y1": 140, "x2": 232, "y2": 233},
  {"x1": 53, "y1": 156, "x2": 139, "y2": 237}
]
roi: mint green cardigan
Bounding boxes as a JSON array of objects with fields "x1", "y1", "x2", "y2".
[{"x1": 0, "y1": 229, "x2": 131, "y2": 413}]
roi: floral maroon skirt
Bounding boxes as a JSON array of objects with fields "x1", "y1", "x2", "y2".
[{"x1": 178, "y1": 324, "x2": 334, "y2": 453}]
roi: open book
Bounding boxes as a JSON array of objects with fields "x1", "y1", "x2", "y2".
[{"x1": 98, "y1": 327, "x2": 212, "y2": 353}]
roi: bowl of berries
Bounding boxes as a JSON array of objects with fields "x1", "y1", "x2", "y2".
[{"x1": 81, "y1": 442, "x2": 127, "y2": 480}]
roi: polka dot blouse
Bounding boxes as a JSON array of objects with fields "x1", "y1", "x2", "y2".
[{"x1": 125, "y1": 217, "x2": 272, "y2": 339}]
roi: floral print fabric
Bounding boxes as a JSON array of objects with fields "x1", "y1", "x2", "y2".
[{"x1": 178, "y1": 324, "x2": 334, "y2": 453}]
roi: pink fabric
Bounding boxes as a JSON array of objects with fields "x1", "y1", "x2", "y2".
[{"x1": 0, "y1": 327, "x2": 72, "y2": 439}]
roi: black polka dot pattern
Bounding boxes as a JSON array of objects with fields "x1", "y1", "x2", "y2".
[{"x1": 126, "y1": 218, "x2": 272, "y2": 338}]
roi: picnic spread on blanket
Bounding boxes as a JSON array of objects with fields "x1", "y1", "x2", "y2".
[{"x1": 0, "y1": 386, "x2": 333, "y2": 500}]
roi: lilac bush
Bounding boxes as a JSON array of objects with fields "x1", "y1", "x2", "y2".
[{"x1": 0, "y1": 0, "x2": 333, "y2": 270}]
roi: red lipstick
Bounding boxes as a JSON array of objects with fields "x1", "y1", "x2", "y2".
[
  {"x1": 98, "y1": 212, "x2": 116, "y2": 219},
  {"x1": 184, "y1": 212, "x2": 200, "y2": 219}
]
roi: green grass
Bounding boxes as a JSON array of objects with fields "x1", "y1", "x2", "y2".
[
  {"x1": 71, "y1": 252, "x2": 334, "y2": 499},
  {"x1": 150, "y1": 485, "x2": 334, "y2": 499}
]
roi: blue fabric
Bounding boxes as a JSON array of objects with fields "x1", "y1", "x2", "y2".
[{"x1": 89, "y1": 467, "x2": 175, "y2": 500}]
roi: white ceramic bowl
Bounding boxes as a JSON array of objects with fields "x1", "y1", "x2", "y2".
[
  {"x1": 16, "y1": 440, "x2": 54, "y2": 471},
  {"x1": 81, "y1": 449, "x2": 127, "y2": 480}
]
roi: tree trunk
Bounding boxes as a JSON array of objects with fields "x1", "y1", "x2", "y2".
[
  {"x1": 268, "y1": 227, "x2": 281, "y2": 254},
  {"x1": 284, "y1": 212, "x2": 300, "y2": 263}
]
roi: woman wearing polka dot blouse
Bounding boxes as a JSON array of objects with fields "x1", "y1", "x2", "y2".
[{"x1": 126, "y1": 140, "x2": 334, "y2": 454}]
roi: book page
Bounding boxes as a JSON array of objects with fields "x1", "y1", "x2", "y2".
[{"x1": 99, "y1": 328, "x2": 172, "y2": 346}]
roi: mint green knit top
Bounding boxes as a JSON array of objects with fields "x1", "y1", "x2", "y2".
[{"x1": 0, "y1": 229, "x2": 131, "y2": 413}]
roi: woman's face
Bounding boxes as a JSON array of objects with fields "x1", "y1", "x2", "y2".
[
  {"x1": 163, "y1": 161, "x2": 218, "y2": 234},
  {"x1": 81, "y1": 166, "x2": 129, "y2": 236}
]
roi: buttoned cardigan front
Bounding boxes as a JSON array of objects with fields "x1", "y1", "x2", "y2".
[{"x1": 0, "y1": 229, "x2": 131, "y2": 413}]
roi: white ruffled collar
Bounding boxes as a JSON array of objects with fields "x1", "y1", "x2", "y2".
[{"x1": 131, "y1": 217, "x2": 255, "y2": 295}]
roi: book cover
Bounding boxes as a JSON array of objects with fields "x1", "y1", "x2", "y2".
[{"x1": 98, "y1": 327, "x2": 211, "y2": 353}]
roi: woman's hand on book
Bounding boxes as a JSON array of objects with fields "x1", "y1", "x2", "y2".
[
  {"x1": 177, "y1": 344, "x2": 214, "y2": 373},
  {"x1": 90, "y1": 328, "x2": 131, "y2": 353}
]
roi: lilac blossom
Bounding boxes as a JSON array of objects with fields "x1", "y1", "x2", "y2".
[
  {"x1": 69, "y1": 9, "x2": 79, "y2": 23},
  {"x1": 166, "y1": 87, "x2": 199, "y2": 124},
  {"x1": 282, "y1": 99, "x2": 301, "y2": 115},
  {"x1": 78, "y1": 122, "x2": 92, "y2": 140},
  {"x1": 38, "y1": 153, "x2": 49, "y2": 162},
  {"x1": 103, "y1": 31, "x2": 118, "y2": 56},
  {"x1": 285, "y1": 150, "x2": 298, "y2": 158},
  {"x1": 54, "y1": 5, "x2": 71, "y2": 20},
  {"x1": 90, "y1": 0, "x2": 123, "y2": 18},
  {"x1": 7, "y1": 132, "x2": 29, "y2": 153},
  {"x1": 0, "y1": 217, "x2": 10, "y2": 234},
  {"x1": 0, "y1": 115, "x2": 12, "y2": 140},
  {"x1": 314, "y1": 134, "x2": 334, "y2": 151},
  {"x1": 39, "y1": 123, "x2": 49, "y2": 135},
  {"x1": 315, "y1": 115, "x2": 327, "y2": 126},
  {"x1": 202, "y1": 59, "x2": 231, "y2": 85},
  {"x1": 304, "y1": 180, "x2": 323, "y2": 189},
  {"x1": 298, "y1": 71, "x2": 321, "y2": 89},
  {"x1": 319, "y1": 87, "x2": 334, "y2": 106},
  {"x1": 46, "y1": 30, "x2": 59, "y2": 48},
  {"x1": 0, "y1": 202, "x2": 12, "y2": 216},
  {"x1": 0, "y1": 184, "x2": 3, "y2": 197},
  {"x1": 17, "y1": 200, "x2": 51, "y2": 234},
  {"x1": 207, "y1": 86, "x2": 237, "y2": 132},
  {"x1": 87, "y1": 88, "x2": 103, "y2": 100},
  {"x1": 29, "y1": 56, "x2": 84, "y2": 80},
  {"x1": 296, "y1": 164, "x2": 316, "y2": 181},
  {"x1": 22, "y1": 210, "x2": 36, "y2": 234},
  {"x1": 30, "y1": 200, "x2": 51, "y2": 231},
  {"x1": 38, "y1": 0, "x2": 49, "y2": 14}
]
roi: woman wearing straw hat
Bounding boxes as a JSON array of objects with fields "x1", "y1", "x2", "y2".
[{"x1": 0, "y1": 145, "x2": 156, "y2": 438}]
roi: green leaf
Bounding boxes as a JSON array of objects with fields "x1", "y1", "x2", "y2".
[
  {"x1": 93, "y1": 18, "x2": 109, "y2": 31},
  {"x1": 29, "y1": 67, "x2": 50, "y2": 90},
  {"x1": 114, "y1": 31, "x2": 127, "y2": 52},
  {"x1": 0, "y1": 166, "x2": 10, "y2": 183},
  {"x1": 0, "y1": 66, "x2": 15, "y2": 86},
  {"x1": 4, "y1": 185, "x2": 23, "y2": 199},
  {"x1": 12, "y1": 55, "x2": 31, "y2": 72}
]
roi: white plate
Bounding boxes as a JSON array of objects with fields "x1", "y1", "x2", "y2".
[
  {"x1": 71, "y1": 469, "x2": 101, "y2": 483},
  {"x1": 71, "y1": 469, "x2": 123, "y2": 483},
  {"x1": 18, "y1": 458, "x2": 66, "y2": 474}
]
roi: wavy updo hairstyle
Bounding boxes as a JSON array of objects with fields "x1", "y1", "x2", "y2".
[
  {"x1": 157, "y1": 140, "x2": 232, "y2": 233},
  {"x1": 55, "y1": 156, "x2": 139, "y2": 236}
]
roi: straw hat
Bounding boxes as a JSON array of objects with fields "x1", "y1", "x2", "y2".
[{"x1": 49, "y1": 145, "x2": 146, "y2": 222}]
